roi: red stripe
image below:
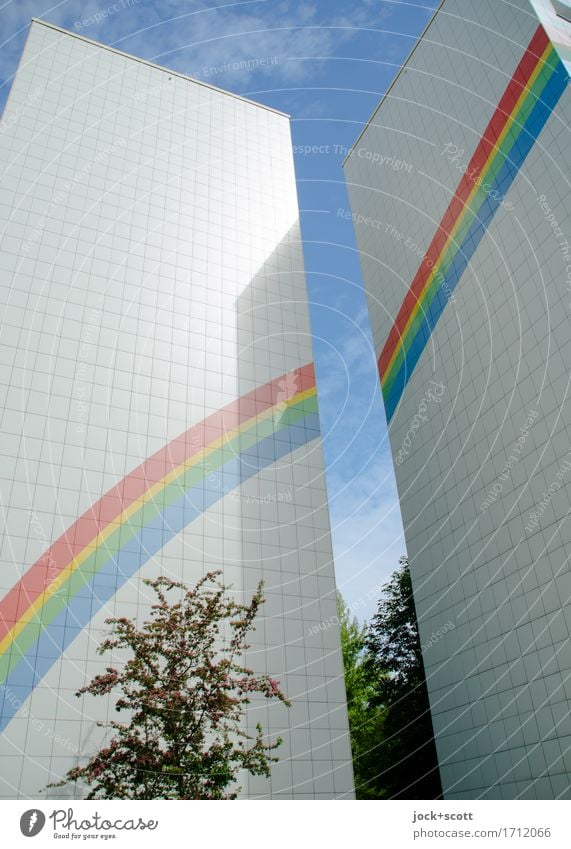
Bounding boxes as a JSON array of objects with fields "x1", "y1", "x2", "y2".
[
  {"x1": 378, "y1": 25, "x2": 549, "y2": 381},
  {"x1": 0, "y1": 363, "x2": 316, "y2": 639}
]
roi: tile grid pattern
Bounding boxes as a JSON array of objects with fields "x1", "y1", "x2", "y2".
[{"x1": 345, "y1": 0, "x2": 571, "y2": 799}]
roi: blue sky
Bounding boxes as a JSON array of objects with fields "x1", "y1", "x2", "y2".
[{"x1": 0, "y1": 0, "x2": 438, "y2": 620}]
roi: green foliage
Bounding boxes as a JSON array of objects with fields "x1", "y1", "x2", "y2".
[
  {"x1": 338, "y1": 558, "x2": 442, "y2": 799},
  {"x1": 336, "y1": 592, "x2": 384, "y2": 799},
  {"x1": 48, "y1": 571, "x2": 289, "y2": 799}
]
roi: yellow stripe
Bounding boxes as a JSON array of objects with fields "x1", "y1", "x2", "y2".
[
  {"x1": 0, "y1": 384, "x2": 317, "y2": 656},
  {"x1": 381, "y1": 41, "x2": 554, "y2": 385}
]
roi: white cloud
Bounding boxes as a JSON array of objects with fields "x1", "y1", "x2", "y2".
[{"x1": 119, "y1": 1, "x2": 393, "y2": 85}]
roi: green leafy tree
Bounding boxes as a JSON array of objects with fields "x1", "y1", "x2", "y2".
[
  {"x1": 336, "y1": 592, "x2": 384, "y2": 799},
  {"x1": 365, "y1": 557, "x2": 442, "y2": 799},
  {"x1": 48, "y1": 571, "x2": 289, "y2": 799}
]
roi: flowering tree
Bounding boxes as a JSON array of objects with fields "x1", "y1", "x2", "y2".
[{"x1": 49, "y1": 572, "x2": 289, "y2": 799}]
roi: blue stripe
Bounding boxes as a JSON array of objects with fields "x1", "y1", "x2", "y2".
[
  {"x1": 384, "y1": 57, "x2": 568, "y2": 423},
  {"x1": 0, "y1": 413, "x2": 320, "y2": 731}
]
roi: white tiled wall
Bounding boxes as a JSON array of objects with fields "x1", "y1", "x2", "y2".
[
  {"x1": 345, "y1": 0, "x2": 571, "y2": 799},
  {"x1": 0, "y1": 20, "x2": 353, "y2": 799}
]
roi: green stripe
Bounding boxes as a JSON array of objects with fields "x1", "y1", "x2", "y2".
[
  {"x1": 382, "y1": 50, "x2": 557, "y2": 396},
  {"x1": 0, "y1": 393, "x2": 318, "y2": 682}
]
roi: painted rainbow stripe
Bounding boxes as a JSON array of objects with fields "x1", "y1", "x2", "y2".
[
  {"x1": 0, "y1": 363, "x2": 318, "y2": 731},
  {"x1": 379, "y1": 26, "x2": 569, "y2": 423}
]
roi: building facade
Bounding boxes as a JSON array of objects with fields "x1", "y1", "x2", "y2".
[
  {"x1": 0, "y1": 19, "x2": 354, "y2": 799},
  {"x1": 345, "y1": 0, "x2": 570, "y2": 798}
]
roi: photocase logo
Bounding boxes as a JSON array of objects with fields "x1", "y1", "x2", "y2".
[{"x1": 20, "y1": 809, "x2": 46, "y2": 837}]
